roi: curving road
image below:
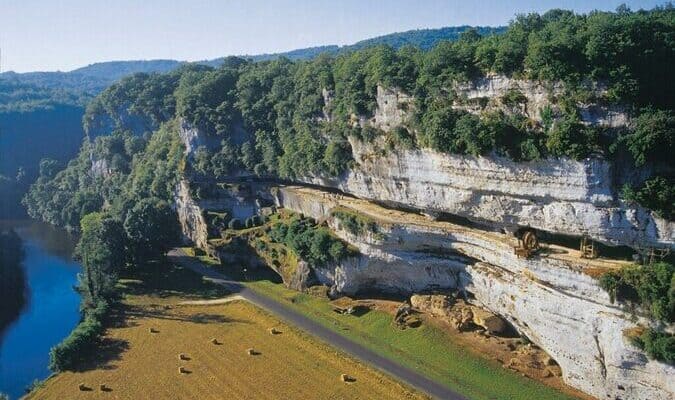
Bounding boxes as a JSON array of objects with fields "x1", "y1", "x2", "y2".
[{"x1": 168, "y1": 248, "x2": 467, "y2": 400}]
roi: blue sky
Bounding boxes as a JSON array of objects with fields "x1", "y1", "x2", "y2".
[{"x1": 0, "y1": 0, "x2": 667, "y2": 73}]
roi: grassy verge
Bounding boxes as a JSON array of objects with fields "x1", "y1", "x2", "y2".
[{"x1": 245, "y1": 280, "x2": 577, "y2": 400}]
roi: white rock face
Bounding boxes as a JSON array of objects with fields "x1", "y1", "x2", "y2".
[
  {"x1": 85, "y1": 105, "x2": 156, "y2": 139},
  {"x1": 452, "y1": 75, "x2": 629, "y2": 127},
  {"x1": 174, "y1": 180, "x2": 209, "y2": 249},
  {"x1": 177, "y1": 118, "x2": 222, "y2": 159},
  {"x1": 176, "y1": 82, "x2": 672, "y2": 249},
  {"x1": 372, "y1": 86, "x2": 414, "y2": 132},
  {"x1": 272, "y1": 186, "x2": 675, "y2": 400},
  {"x1": 304, "y1": 138, "x2": 674, "y2": 249},
  {"x1": 174, "y1": 179, "x2": 266, "y2": 249}
]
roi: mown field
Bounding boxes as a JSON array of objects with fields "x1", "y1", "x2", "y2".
[
  {"x1": 26, "y1": 264, "x2": 428, "y2": 400},
  {"x1": 244, "y1": 280, "x2": 582, "y2": 400}
]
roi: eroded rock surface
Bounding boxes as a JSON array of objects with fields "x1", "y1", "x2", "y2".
[{"x1": 270, "y1": 185, "x2": 674, "y2": 400}]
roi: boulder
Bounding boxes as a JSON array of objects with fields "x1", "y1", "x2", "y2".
[
  {"x1": 409, "y1": 294, "x2": 453, "y2": 317},
  {"x1": 471, "y1": 307, "x2": 507, "y2": 334}
]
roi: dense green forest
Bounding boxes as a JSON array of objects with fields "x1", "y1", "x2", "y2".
[
  {"x1": 240, "y1": 25, "x2": 505, "y2": 62},
  {"x1": 1, "y1": 23, "x2": 494, "y2": 219},
  {"x1": 0, "y1": 229, "x2": 26, "y2": 333},
  {"x1": 0, "y1": 79, "x2": 88, "y2": 113}
]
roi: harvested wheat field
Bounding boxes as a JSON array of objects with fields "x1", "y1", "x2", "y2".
[{"x1": 27, "y1": 298, "x2": 428, "y2": 400}]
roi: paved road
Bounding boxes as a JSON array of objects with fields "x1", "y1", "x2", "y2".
[{"x1": 168, "y1": 248, "x2": 467, "y2": 400}]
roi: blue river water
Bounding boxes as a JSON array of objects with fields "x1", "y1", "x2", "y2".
[{"x1": 0, "y1": 221, "x2": 81, "y2": 399}]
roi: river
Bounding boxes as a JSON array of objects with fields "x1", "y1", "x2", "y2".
[{"x1": 0, "y1": 220, "x2": 81, "y2": 400}]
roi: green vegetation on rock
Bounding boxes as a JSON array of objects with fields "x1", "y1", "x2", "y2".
[
  {"x1": 621, "y1": 176, "x2": 675, "y2": 220},
  {"x1": 599, "y1": 262, "x2": 674, "y2": 323},
  {"x1": 630, "y1": 328, "x2": 675, "y2": 364},
  {"x1": 269, "y1": 215, "x2": 355, "y2": 266}
]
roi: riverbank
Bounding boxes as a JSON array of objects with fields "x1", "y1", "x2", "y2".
[{"x1": 0, "y1": 229, "x2": 26, "y2": 334}]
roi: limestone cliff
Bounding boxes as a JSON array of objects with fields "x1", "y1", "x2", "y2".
[
  {"x1": 303, "y1": 138, "x2": 673, "y2": 249},
  {"x1": 271, "y1": 186, "x2": 674, "y2": 400},
  {"x1": 172, "y1": 76, "x2": 674, "y2": 400},
  {"x1": 451, "y1": 75, "x2": 629, "y2": 127},
  {"x1": 177, "y1": 81, "x2": 673, "y2": 250}
]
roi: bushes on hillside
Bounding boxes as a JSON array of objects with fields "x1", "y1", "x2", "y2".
[
  {"x1": 620, "y1": 108, "x2": 674, "y2": 167},
  {"x1": 621, "y1": 176, "x2": 675, "y2": 220},
  {"x1": 269, "y1": 216, "x2": 354, "y2": 266},
  {"x1": 331, "y1": 210, "x2": 378, "y2": 236}
]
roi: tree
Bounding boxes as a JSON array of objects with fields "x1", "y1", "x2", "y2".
[
  {"x1": 621, "y1": 108, "x2": 674, "y2": 166},
  {"x1": 419, "y1": 99, "x2": 460, "y2": 152},
  {"x1": 123, "y1": 198, "x2": 179, "y2": 263},
  {"x1": 193, "y1": 146, "x2": 212, "y2": 175},
  {"x1": 210, "y1": 140, "x2": 241, "y2": 178},
  {"x1": 322, "y1": 139, "x2": 352, "y2": 176},
  {"x1": 240, "y1": 141, "x2": 257, "y2": 171},
  {"x1": 545, "y1": 113, "x2": 598, "y2": 159},
  {"x1": 75, "y1": 212, "x2": 126, "y2": 306},
  {"x1": 621, "y1": 176, "x2": 675, "y2": 220}
]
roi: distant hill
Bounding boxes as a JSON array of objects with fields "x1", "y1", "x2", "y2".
[
  {"x1": 222, "y1": 25, "x2": 505, "y2": 62},
  {"x1": 0, "y1": 24, "x2": 505, "y2": 94},
  {"x1": 347, "y1": 25, "x2": 504, "y2": 51},
  {"x1": 71, "y1": 59, "x2": 184, "y2": 80}
]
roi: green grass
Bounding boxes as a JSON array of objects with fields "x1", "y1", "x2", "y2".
[{"x1": 246, "y1": 280, "x2": 578, "y2": 400}]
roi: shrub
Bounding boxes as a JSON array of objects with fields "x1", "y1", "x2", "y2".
[
  {"x1": 332, "y1": 210, "x2": 378, "y2": 236},
  {"x1": 621, "y1": 176, "x2": 674, "y2": 220},
  {"x1": 322, "y1": 139, "x2": 353, "y2": 176},
  {"x1": 49, "y1": 300, "x2": 109, "y2": 372},
  {"x1": 631, "y1": 329, "x2": 675, "y2": 364},
  {"x1": 621, "y1": 108, "x2": 674, "y2": 167},
  {"x1": 501, "y1": 89, "x2": 528, "y2": 106},
  {"x1": 388, "y1": 126, "x2": 416, "y2": 150},
  {"x1": 268, "y1": 215, "x2": 355, "y2": 266},
  {"x1": 545, "y1": 113, "x2": 599, "y2": 159},
  {"x1": 598, "y1": 262, "x2": 674, "y2": 323},
  {"x1": 228, "y1": 218, "x2": 243, "y2": 230}
]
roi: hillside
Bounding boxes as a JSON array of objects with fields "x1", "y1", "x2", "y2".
[
  {"x1": 0, "y1": 24, "x2": 497, "y2": 218},
  {"x1": 235, "y1": 25, "x2": 504, "y2": 62},
  {"x1": 0, "y1": 79, "x2": 86, "y2": 217}
]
